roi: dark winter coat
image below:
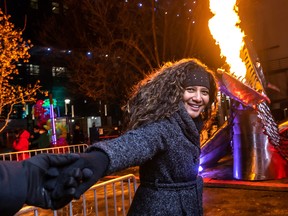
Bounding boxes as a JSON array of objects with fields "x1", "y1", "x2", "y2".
[
  {"x1": 31, "y1": 131, "x2": 50, "y2": 149},
  {"x1": 88, "y1": 102, "x2": 203, "y2": 215}
]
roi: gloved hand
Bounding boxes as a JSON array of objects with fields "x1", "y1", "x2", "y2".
[
  {"x1": 49, "y1": 151, "x2": 109, "y2": 200},
  {"x1": 22, "y1": 153, "x2": 80, "y2": 209}
]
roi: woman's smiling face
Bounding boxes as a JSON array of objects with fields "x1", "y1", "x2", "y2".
[{"x1": 182, "y1": 86, "x2": 210, "y2": 118}]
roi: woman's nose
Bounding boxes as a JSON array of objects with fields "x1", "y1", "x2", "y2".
[{"x1": 192, "y1": 91, "x2": 201, "y2": 101}]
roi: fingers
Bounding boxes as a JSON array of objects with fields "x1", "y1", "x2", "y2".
[
  {"x1": 48, "y1": 154, "x2": 80, "y2": 166},
  {"x1": 72, "y1": 168, "x2": 82, "y2": 180},
  {"x1": 24, "y1": 154, "x2": 82, "y2": 210},
  {"x1": 44, "y1": 166, "x2": 77, "y2": 200},
  {"x1": 73, "y1": 169, "x2": 96, "y2": 199},
  {"x1": 47, "y1": 167, "x2": 59, "y2": 177},
  {"x1": 65, "y1": 187, "x2": 76, "y2": 196},
  {"x1": 74, "y1": 182, "x2": 92, "y2": 199},
  {"x1": 44, "y1": 178, "x2": 57, "y2": 190},
  {"x1": 49, "y1": 168, "x2": 94, "y2": 200},
  {"x1": 74, "y1": 168, "x2": 94, "y2": 198},
  {"x1": 45, "y1": 166, "x2": 81, "y2": 189},
  {"x1": 49, "y1": 169, "x2": 81, "y2": 199},
  {"x1": 51, "y1": 176, "x2": 78, "y2": 200},
  {"x1": 66, "y1": 177, "x2": 78, "y2": 188},
  {"x1": 82, "y1": 168, "x2": 93, "y2": 179},
  {"x1": 45, "y1": 175, "x2": 77, "y2": 191},
  {"x1": 44, "y1": 158, "x2": 96, "y2": 203}
]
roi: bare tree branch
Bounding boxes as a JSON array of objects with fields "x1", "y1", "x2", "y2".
[{"x1": 37, "y1": 0, "x2": 208, "y2": 103}]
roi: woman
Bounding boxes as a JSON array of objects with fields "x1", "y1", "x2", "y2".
[{"x1": 50, "y1": 58, "x2": 218, "y2": 215}]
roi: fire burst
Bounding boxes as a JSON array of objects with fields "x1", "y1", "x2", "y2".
[{"x1": 208, "y1": 0, "x2": 246, "y2": 78}]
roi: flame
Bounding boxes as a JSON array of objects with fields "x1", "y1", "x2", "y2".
[{"x1": 208, "y1": 0, "x2": 246, "y2": 78}]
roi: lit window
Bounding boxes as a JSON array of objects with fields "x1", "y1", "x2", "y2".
[
  {"x1": 52, "y1": 1, "x2": 60, "y2": 14},
  {"x1": 52, "y1": 67, "x2": 67, "y2": 77},
  {"x1": 30, "y1": 0, "x2": 38, "y2": 9},
  {"x1": 28, "y1": 64, "x2": 40, "y2": 76}
]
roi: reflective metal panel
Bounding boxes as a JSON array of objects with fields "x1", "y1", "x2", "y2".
[{"x1": 233, "y1": 109, "x2": 288, "y2": 180}]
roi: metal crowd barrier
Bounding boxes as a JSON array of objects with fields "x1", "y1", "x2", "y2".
[
  {"x1": 17, "y1": 174, "x2": 138, "y2": 216},
  {"x1": 0, "y1": 144, "x2": 88, "y2": 161},
  {"x1": 15, "y1": 206, "x2": 38, "y2": 216}
]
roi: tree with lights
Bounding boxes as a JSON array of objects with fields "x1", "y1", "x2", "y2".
[
  {"x1": 0, "y1": 9, "x2": 43, "y2": 132},
  {"x1": 38, "y1": 0, "x2": 220, "y2": 104}
]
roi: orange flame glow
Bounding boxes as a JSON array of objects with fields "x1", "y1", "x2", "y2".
[{"x1": 208, "y1": 0, "x2": 246, "y2": 78}]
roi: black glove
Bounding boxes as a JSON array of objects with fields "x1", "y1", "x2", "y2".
[
  {"x1": 50, "y1": 151, "x2": 109, "y2": 200},
  {"x1": 22, "y1": 153, "x2": 80, "y2": 209}
]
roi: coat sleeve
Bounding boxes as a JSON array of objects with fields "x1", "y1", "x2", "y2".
[
  {"x1": 86, "y1": 121, "x2": 169, "y2": 174},
  {"x1": 0, "y1": 161, "x2": 27, "y2": 216}
]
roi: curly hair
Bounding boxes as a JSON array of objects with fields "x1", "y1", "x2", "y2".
[{"x1": 123, "y1": 58, "x2": 218, "y2": 131}]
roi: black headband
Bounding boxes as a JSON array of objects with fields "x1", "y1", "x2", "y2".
[{"x1": 183, "y1": 69, "x2": 211, "y2": 90}]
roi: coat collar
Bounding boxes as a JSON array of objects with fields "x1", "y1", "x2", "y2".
[{"x1": 171, "y1": 102, "x2": 201, "y2": 148}]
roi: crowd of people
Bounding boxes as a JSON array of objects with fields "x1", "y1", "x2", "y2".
[
  {"x1": 11, "y1": 126, "x2": 50, "y2": 160},
  {"x1": 11, "y1": 121, "x2": 100, "y2": 158}
]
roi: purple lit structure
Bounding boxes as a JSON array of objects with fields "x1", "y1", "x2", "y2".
[
  {"x1": 200, "y1": 39, "x2": 288, "y2": 180},
  {"x1": 49, "y1": 94, "x2": 57, "y2": 145}
]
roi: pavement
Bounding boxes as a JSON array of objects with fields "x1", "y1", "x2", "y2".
[
  {"x1": 199, "y1": 155, "x2": 288, "y2": 215},
  {"x1": 200, "y1": 155, "x2": 288, "y2": 192}
]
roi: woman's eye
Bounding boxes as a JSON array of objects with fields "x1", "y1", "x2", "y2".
[
  {"x1": 186, "y1": 87, "x2": 195, "y2": 92},
  {"x1": 202, "y1": 91, "x2": 209, "y2": 95}
]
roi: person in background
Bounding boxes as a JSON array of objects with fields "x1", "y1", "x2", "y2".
[
  {"x1": 89, "y1": 122, "x2": 99, "y2": 145},
  {"x1": 31, "y1": 127, "x2": 50, "y2": 149},
  {"x1": 29, "y1": 125, "x2": 40, "y2": 150},
  {"x1": 48, "y1": 58, "x2": 218, "y2": 215},
  {"x1": 72, "y1": 123, "x2": 85, "y2": 144},
  {"x1": 13, "y1": 129, "x2": 30, "y2": 161},
  {"x1": 0, "y1": 153, "x2": 80, "y2": 216}
]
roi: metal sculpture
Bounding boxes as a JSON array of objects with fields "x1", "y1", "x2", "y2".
[{"x1": 201, "y1": 38, "x2": 288, "y2": 180}]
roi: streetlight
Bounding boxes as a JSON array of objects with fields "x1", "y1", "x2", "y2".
[{"x1": 64, "y1": 98, "x2": 70, "y2": 116}]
